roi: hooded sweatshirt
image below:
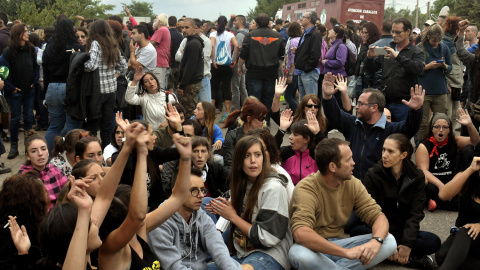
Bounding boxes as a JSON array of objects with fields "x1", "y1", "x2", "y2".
[{"x1": 148, "y1": 208, "x2": 242, "y2": 270}]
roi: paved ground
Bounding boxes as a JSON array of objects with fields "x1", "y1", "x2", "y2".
[{"x1": 0, "y1": 106, "x2": 458, "y2": 269}]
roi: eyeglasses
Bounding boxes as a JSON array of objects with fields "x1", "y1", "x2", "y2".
[
  {"x1": 77, "y1": 35, "x2": 86, "y2": 39},
  {"x1": 433, "y1": 125, "x2": 450, "y2": 130},
  {"x1": 391, "y1": 30, "x2": 405, "y2": 35},
  {"x1": 190, "y1": 187, "x2": 208, "y2": 197},
  {"x1": 356, "y1": 102, "x2": 375, "y2": 107},
  {"x1": 257, "y1": 116, "x2": 266, "y2": 122},
  {"x1": 115, "y1": 130, "x2": 124, "y2": 135},
  {"x1": 305, "y1": 104, "x2": 320, "y2": 109}
]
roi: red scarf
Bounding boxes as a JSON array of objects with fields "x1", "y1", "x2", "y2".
[{"x1": 428, "y1": 135, "x2": 449, "y2": 158}]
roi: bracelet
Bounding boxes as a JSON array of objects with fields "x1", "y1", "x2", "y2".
[
  {"x1": 287, "y1": 73, "x2": 293, "y2": 76},
  {"x1": 180, "y1": 157, "x2": 191, "y2": 161},
  {"x1": 279, "y1": 129, "x2": 287, "y2": 135}
]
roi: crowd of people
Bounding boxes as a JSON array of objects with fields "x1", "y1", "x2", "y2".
[{"x1": 0, "y1": 6, "x2": 479, "y2": 270}]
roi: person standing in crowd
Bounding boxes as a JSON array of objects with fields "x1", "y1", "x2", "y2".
[
  {"x1": 231, "y1": 15, "x2": 249, "y2": 111},
  {"x1": 151, "y1": 13, "x2": 171, "y2": 90},
  {"x1": 238, "y1": 13, "x2": 284, "y2": 123},
  {"x1": 283, "y1": 22, "x2": 302, "y2": 112},
  {"x1": 288, "y1": 138, "x2": 397, "y2": 270},
  {"x1": 2, "y1": 24, "x2": 39, "y2": 159},
  {"x1": 367, "y1": 19, "x2": 393, "y2": 90},
  {"x1": 210, "y1": 15, "x2": 238, "y2": 122},
  {"x1": 322, "y1": 72, "x2": 424, "y2": 181},
  {"x1": 417, "y1": 24, "x2": 452, "y2": 142},
  {"x1": 294, "y1": 11, "x2": 323, "y2": 98},
  {"x1": 365, "y1": 18, "x2": 425, "y2": 122},
  {"x1": 83, "y1": 19, "x2": 127, "y2": 149},
  {"x1": 356, "y1": 22, "x2": 381, "y2": 93},
  {"x1": 355, "y1": 134, "x2": 441, "y2": 269},
  {"x1": 128, "y1": 25, "x2": 157, "y2": 73},
  {"x1": 412, "y1": 28, "x2": 421, "y2": 45},
  {"x1": 464, "y1": 25, "x2": 478, "y2": 52},
  {"x1": 168, "y1": 16, "x2": 183, "y2": 92},
  {"x1": 178, "y1": 18, "x2": 204, "y2": 118},
  {"x1": 0, "y1": 13, "x2": 9, "y2": 54}
]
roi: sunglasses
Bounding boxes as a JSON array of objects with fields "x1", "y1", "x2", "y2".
[
  {"x1": 77, "y1": 35, "x2": 86, "y2": 39},
  {"x1": 305, "y1": 104, "x2": 320, "y2": 109}
]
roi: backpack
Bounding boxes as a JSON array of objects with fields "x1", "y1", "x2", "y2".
[{"x1": 333, "y1": 43, "x2": 356, "y2": 76}]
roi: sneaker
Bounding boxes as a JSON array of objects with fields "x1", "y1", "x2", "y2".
[
  {"x1": 407, "y1": 255, "x2": 435, "y2": 270},
  {"x1": 0, "y1": 163, "x2": 11, "y2": 174},
  {"x1": 428, "y1": 199, "x2": 437, "y2": 211},
  {"x1": 219, "y1": 113, "x2": 229, "y2": 123}
]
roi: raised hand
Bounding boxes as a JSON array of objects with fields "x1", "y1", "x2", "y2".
[
  {"x1": 456, "y1": 108, "x2": 472, "y2": 126},
  {"x1": 164, "y1": 103, "x2": 183, "y2": 131},
  {"x1": 334, "y1": 74, "x2": 348, "y2": 93},
  {"x1": 459, "y1": 19, "x2": 470, "y2": 32},
  {"x1": 123, "y1": 122, "x2": 145, "y2": 150},
  {"x1": 135, "y1": 130, "x2": 151, "y2": 156},
  {"x1": 115, "y1": 111, "x2": 130, "y2": 132},
  {"x1": 8, "y1": 216, "x2": 31, "y2": 255},
  {"x1": 402, "y1": 84, "x2": 424, "y2": 110},
  {"x1": 279, "y1": 109, "x2": 294, "y2": 131},
  {"x1": 132, "y1": 66, "x2": 144, "y2": 83},
  {"x1": 275, "y1": 77, "x2": 288, "y2": 97},
  {"x1": 173, "y1": 133, "x2": 192, "y2": 159},
  {"x1": 67, "y1": 178, "x2": 93, "y2": 212},
  {"x1": 469, "y1": 156, "x2": 480, "y2": 172},
  {"x1": 322, "y1": 72, "x2": 337, "y2": 99},
  {"x1": 304, "y1": 111, "x2": 320, "y2": 135}
]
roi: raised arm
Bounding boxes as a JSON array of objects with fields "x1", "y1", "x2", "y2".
[
  {"x1": 125, "y1": 66, "x2": 144, "y2": 106},
  {"x1": 455, "y1": 108, "x2": 480, "y2": 149},
  {"x1": 334, "y1": 74, "x2": 352, "y2": 112},
  {"x1": 145, "y1": 134, "x2": 192, "y2": 234},
  {"x1": 272, "y1": 77, "x2": 287, "y2": 113}
]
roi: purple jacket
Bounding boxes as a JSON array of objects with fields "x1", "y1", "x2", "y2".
[{"x1": 324, "y1": 39, "x2": 347, "y2": 76}]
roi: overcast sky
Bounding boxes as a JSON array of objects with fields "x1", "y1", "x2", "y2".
[{"x1": 104, "y1": 0, "x2": 435, "y2": 21}]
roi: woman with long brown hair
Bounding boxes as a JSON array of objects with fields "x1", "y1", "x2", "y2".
[
  {"x1": 81, "y1": 19, "x2": 128, "y2": 149},
  {"x1": 207, "y1": 136, "x2": 292, "y2": 270},
  {"x1": 193, "y1": 101, "x2": 224, "y2": 150}
]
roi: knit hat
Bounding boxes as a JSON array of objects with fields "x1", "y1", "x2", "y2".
[{"x1": 430, "y1": 113, "x2": 451, "y2": 129}]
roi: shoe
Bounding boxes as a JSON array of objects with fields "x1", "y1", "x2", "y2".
[
  {"x1": 35, "y1": 125, "x2": 48, "y2": 131},
  {"x1": 407, "y1": 255, "x2": 435, "y2": 270},
  {"x1": 0, "y1": 163, "x2": 11, "y2": 174},
  {"x1": 7, "y1": 142, "x2": 18, "y2": 159},
  {"x1": 219, "y1": 113, "x2": 229, "y2": 123},
  {"x1": 428, "y1": 199, "x2": 437, "y2": 211}
]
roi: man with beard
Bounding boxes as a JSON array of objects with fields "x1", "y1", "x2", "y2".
[
  {"x1": 288, "y1": 138, "x2": 397, "y2": 270},
  {"x1": 321, "y1": 72, "x2": 424, "y2": 180}
]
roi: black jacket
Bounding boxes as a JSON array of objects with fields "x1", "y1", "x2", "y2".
[
  {"x1": 64, "y1": 52, "x2": 101, "y2": 122},
  {"x1": 363, "y1": 159, "x2": 426, "y2": 248},
  {"x1": 239, "y1": 27, "x2": 284, "y2": 79},
  {"x1": 365, "y1": 41, "x2": 425, "y2": 104},
  {"x1": 1, "y1": 44, "x2": 39, "y2": 95},
  {"x1": 179, "y1": 35, "x2": 204, "y2": 89},
  {"x1": 294, "y1": 26, "x2": 323, "y2": 73}
]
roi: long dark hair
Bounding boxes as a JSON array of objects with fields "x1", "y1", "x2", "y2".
[
  {"x1": 228, "y1": 136, "x2": 272, "y2": 251},
  {"x1": 247, "y1": 128, "x2": 281, "y2": 165},
  {"x1": 362, "y1": 22, "x2": 381, "y2": 46},
  {"x1": 198, "y1": 101, "x2": 216, "y2": 143},
  {"x1": 108, "y1": 20, "x2": 125, "y2": 51},
  {"x1": 52, "y1": 129, "x2": 89, "y2": 157},
  {"x1": 52, "y1": 19, "x2": 77, "y2": 53},
  {"x1": 293, "y1": 94, "x2": 327, "y2": 133},
  {"x1": 333, "y1": 25, "x2": 346, "y2": 43},
  {"x1": 86, "y1": 19, "x2": 120, "y2": 68},
  {"x1": 223, "y1": 97, "x2": 267, "y2": 128},
  {"x1": 216, "y1": 15, "x2": 227, "y2": 35},
  {"x1": 9, "y1": 23, "x2": 33, "y2": 56}
]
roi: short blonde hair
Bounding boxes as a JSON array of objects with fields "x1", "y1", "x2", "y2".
[{"x1": 156, "y1": 13, "x2": 168, "y2": 27}]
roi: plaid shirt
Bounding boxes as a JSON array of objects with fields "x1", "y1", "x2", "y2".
[
  {"x1": 84, "y1": 40, "x2": 128, "y2": 94},
  {"x1": 19, "y1": 163, "x2": 68, "y2": 208}
]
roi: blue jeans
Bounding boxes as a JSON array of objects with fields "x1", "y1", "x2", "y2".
[
  {"x1": 6, "y1": 90, "x2": 35, "y2": 144},
  {"x1": 298, "y1": 70, "x2": 319, "y2": 100},
  {"x1": 45, "y1": 83, "x2": 67, "y2": 152},
  {"x1": 386, "y1": 103, "x2": 409, "y2": 122},
  {"x1": 289, "y1": 233, "x2": 397, "y2": 270},
  {"x1": 36, "y1": 83, "x2": 49, "y2": 128},
  {"x1": 246, "y1": 77, "x2": 275, "y2": 122},
  {"x1": 285, "y1": 75, "x2": 299, "y2": 112},
  {"x1": 207, "y1": 251, "x2": 284, "y2": 270},
  {"x1": 198, "y1": 75, "x2": 212, "y2": 102}
]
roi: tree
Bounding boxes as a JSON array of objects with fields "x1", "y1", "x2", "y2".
[
  {"x1": 430, "y1": 0, "x2": 456, "y2": 19},
  {"x1": 247, "y1": 0, "x2": 298, "y2": 21},
  {"x1": 383, "y1": 7, "x2": 428, "y2": 28},
  {"x1": 454, "y1": 0, "x2": 480, "y2": 23},
  {"x1": 122, "y1": 0, "x2": 155, "y2": 20}
]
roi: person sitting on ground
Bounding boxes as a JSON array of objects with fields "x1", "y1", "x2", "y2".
[
  {"x1": 148, "y1": 166, "x2": 247, "y2": 270},
  {"x1": 153, "y1": 102, "x2": 185, "y2": 148},
  {"x1": 181, "y1": 119, "x2": 202, "y2": 138},
  {"x1": 104, "y1": 123, "x2": 124, "y2": 166},
  {"x1": 416, "y1": 110, "x2": 480, "y2": 211},
  {"x1": 50, "y1": 129, "x2": 89, "y2": 175},
  {"x1": 18, "y1": 130, "x2": 68, "y2": 207},
  {"x1": 193, "y1": 101, "x2": 224, "y2": 151},
  {"x1": 288, "y1": 138, "x2": 397, "y2": 270},
  {"x1": 74, "y1": 136, "x2": 107, "y2": 167},
  {"x1": 434, "y1": 143, "x2": 480, "y2": 269},
  {"x1": 126, "y1": 66, "x2": 178, "y2": 130},
  {"x1": 352, "y1": 133, "x2": 441, "y2": 269}
]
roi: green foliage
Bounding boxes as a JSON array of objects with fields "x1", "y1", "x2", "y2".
[
  {"x1": 122, "y1": 0, "x2": 155, "y2": 20},
  {"x1": 454, "y1": 0, "x2": 480, "y2": 24},
  {"x1": 247, "y1": 0, "x2": 297, "y2": 21},
  {"x1": 430, "y1": 0, "x2": 455, "y2": 18},
  {"x1": 383, "y1": 7, "x2": 428, "y2": 28}
]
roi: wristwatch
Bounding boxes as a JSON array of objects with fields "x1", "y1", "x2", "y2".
[{"x1": 372, "y1": 237, "x2": 383, "y2": 244}]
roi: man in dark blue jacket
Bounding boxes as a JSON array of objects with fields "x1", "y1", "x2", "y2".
[{"x1": 322, "y1": 72, "x2": 424, "y2": 181}]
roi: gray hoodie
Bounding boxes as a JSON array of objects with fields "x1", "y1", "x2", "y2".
[{"x1": 147, "y1": 208, "x2": 241, "y2": 270}]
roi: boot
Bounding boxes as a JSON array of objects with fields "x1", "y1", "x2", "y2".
[{"x1": 7, "y1": 142, "x2": 18, "y2": 159}]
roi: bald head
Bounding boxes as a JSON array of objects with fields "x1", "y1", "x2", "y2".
[{"x1": 465, "y1": 25, "x2": 479, "y2": 42}]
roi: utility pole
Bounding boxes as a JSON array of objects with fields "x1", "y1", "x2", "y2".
[
  {"x1": 415, "y1": 0, "x2": 419, "y2": 28},
  {"x1": 427, "y1": 1, "x2": 431, "y2": 20}
]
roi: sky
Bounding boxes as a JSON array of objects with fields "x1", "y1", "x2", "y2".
[{"x1": 103, "y1": 0, "x2": 435, "y2": 21}]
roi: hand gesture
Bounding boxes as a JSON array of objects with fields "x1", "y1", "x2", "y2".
[
  {"x1": 212, "y1": 140, "x2": 223, "y2": 151},
  {"x1": 384, "y1": 46, "x2": 398, "y2": 59},
  {"x1": 367, "y1": 46, "x2": 378, "y2": 59},
  {"x1": 334, "y1": 74, "x2": 348, "y2": 93},
  {"x1": 123, "y1": 122, "x2": 145, "y2": 149},
  {"x1": 173, "y1": 133, "x2": 192, "y2": 158},
  {"x1": 125, "y1": 7, "x2": 132, "y2": 16},
  {"x1": 459, "y1": 19, "x2": 470, "y2": 32},
  {"x1": 279, "y1": 109, "x2": 294, "y2": 131},
  {"x1": 76, "y1": 15, "x2": 85, "y2": 21},
  {"x1": 456, "y1": 108, "x2": 472, "y2": 126},
  {"x1": 129, "y1": 40, "x2": 136, "y2": 55},
  {"x1": 208, "y1": 197, "x2": 237, "y2": 221},
  {"x1": 469, "y1": 157, "x2": 480, "y2": 172},
  {"x1": 164, "y1": 103, "x2": 183, "y2": 131},
  {"x1": 322, "y1": 72, "x2": 337, "y2": 99},
  {"x1": 402, "y1": 84, "x2": 424, "y2": 110},
  {"x1": 135, "y1": 130, "x2": 151, "y2": 156},
  {"x1": 464, "y1": 223, "x2": 480, "y2": 240},
  {"x1": 133, "y1": 66, "x2": 144, "y2": 83},
  {"x1": 115, "y1": 111, "x2": 130, "y2": 132},
  {"x1": 8, "y1": 216, "x2": 31, "y2": 255},
  {"x1": 396, "y1": 245, "x2": 412, "y2": 265},
  {"x1": 67, "y1": 177, "x2": 93, "y2": 212},
  {"x1": 304, "y1": 111, "x2": 320, "y2": 134},
  {"x1": 275, "y1": 77, "x2": 288, "y2": 97}
]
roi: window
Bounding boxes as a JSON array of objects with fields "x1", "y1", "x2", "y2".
[
  {"x1": 316, "y1": 1, "x2": 320, "y2": 5},
  {"x1": 325, "y1": 0, "x2": 335, "y2": 3},
  {"x1": 287, "y1": 6, "x2": 291, "y2": 10},
  {"x1": 302, "y1": 3, "x2": 306, "y2": 7},
  {"x1": 298, "y1": 3, "x2": 302, "y2": 7},
  {"x1": 311, "y1": 2, "x2": 315, "y2": 6}
]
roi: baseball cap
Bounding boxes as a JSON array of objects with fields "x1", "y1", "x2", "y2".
[
  {"x1": 413, "y1": 28, "x2": 421, "y2": 34},
  {"x1": 424, "y1": 20, "x2": 435, "y2": 26}
]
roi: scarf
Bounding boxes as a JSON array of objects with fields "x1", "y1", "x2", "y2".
[{"x1": 428, "y1": 135, "x2": 449, "y2": 158}]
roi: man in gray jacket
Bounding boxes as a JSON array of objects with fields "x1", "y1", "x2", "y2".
[{"x1": 148, "y1": 167, "x2": 245, "y2": 270}]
